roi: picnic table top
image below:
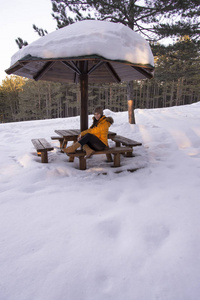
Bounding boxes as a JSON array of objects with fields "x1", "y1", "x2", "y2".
[{"x1": 55, "y1": 129, "x2": 116, "y2": 139}]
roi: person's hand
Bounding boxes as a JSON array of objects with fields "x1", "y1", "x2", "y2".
[{"x1": 77, "y1": 134, "x2": 81, "y2": 141}]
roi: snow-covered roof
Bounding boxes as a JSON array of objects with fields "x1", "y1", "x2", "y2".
[{"x1": 10, "y1": 20, "x2": 154, "y2": 68}]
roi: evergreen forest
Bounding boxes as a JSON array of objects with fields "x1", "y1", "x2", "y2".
[{"x1": 1, "y1": 0, "x2": 199, "y2": 123}]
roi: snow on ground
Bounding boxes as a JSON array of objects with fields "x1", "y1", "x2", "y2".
[{"x1": 0, "y1": 103, "x2": 200, "y2": 300}]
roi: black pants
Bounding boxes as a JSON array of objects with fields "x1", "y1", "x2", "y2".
[{"x1": 79, "y1": 133, "x2": 106, "y2": 151}]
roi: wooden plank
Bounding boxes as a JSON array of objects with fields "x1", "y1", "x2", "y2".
[
  {"x1": 105, "y1": 62, "x2": 121, "y2": 83},
  {"x1": 88, "y1": 61, "x2": 105, "y2": 75},
  {"x1": 55, "y1": 129, "x2": 80, "y2": 138},
  {"x1": 65, "y1": 147, "x2": 132, "y2": 157},
  {"x1": 108, "y1": 131, "x2": 116, "y2": 139},
  {"x1": 70, "y1": 147, "x2": 133, "y2": 170},
  {"x1": 51, "y1": 135, "x2": 63, "y2": 140},
  {"x1": 132, "y1": 66, "x2": 153, "y2": 79},
  {"x1": 31, "y1": 139, "x2": 45, "y2": 152},
  {"x1": 31, "y1": 138, "x2": 54, "y2": 152},
  {"x1": 61, "y1": 61, "x2": 81, "y2": 75},
  {"x1": 55, "y1": 129, "x2": 115, "y2": 138},
  {"x1": 65, "y1": 129, "x2": 80, "y2": 136},
  {"x1": 5, "y1": 62, "x2": 29, "y2": 75},
  {"x1": 112, "y1": 135, "x2": 142, "y2": 147},
  {"x1": 54, "y1": 130, "x2": 66, "y2": 137},
  {"x1": 71, "y1": 61, "x2": 82, "y2": 74},
  {"x1": 38, "y1": 138, "x2": 54, "y2": 151},
  {"x1": 33, "y1": 61, "x2": 55, "y2": 81}
]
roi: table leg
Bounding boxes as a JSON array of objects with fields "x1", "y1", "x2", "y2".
[
  {"x1": 106, "y1": 154, "x2": 113, "y2": 162},
  {"x1": 69, "y1": 155, "x2": 75, "y2": 162},
  {"x1": 115, "y1": 141, "x2": 121, "y2": 147},
  {"x1": 62, "y1": 140, "x2": 68, "y2": 149},
  {"x1": 125, "y1": 150, "x2": 133, "y2": 157}
]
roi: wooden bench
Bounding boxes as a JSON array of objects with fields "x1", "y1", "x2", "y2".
[
  {"x1": 65, "y1": 147, "x2": 133, "y2": 170},
  {"x1": 112, "y1": 135, "x2": 142, "y2": 156},
  {"x1": 31, "y1": 138, "x2": 54, "y2": 163}
]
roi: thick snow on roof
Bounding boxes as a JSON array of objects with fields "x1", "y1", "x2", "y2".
[{"x1": 11, "y1": 20, "x2": 154, "y2": 67}]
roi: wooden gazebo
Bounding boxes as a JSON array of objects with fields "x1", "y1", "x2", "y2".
[{"x1": 5, "y1": 20, "x2": 154, "y2": 131}]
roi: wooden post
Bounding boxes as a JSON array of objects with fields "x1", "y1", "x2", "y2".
[
  {"x1": 79, "y1": 156, "x2": 86, "y2": 170},
  {"x1": 106, "y1": 154, "x2": 113, "y2": 162},
  {"x1": 80, "y1": 61, "x2": 88, "y2": 131},
  {"x1": 128, "y1": 99, "x2": 136, "y2": 124}
]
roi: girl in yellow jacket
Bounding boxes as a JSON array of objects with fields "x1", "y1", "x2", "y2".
[{"x1": 66, "y1": 106, "x2": 114, "y2": 157}]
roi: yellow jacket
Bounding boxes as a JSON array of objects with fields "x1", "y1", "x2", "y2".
[{"x1": 81, "y1": 116, "x2": 114, "y2": 146}]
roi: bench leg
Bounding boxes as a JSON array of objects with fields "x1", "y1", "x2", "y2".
[
  {"x1": 113, "y1": 153, "x2": 120, "y2": 167},
  {"x1": 41, "y1": 151, "x2": 48, "y2": 163},
  {"x1": 115, "y1": 141, "x2": 121, "y2": 147},
  {"x1": 68, "y1": 155, "x2": 75, "y2": 162},
  {"x1": 125, "y1": 151, "x2": 133, "y2": 157},
  {"x1": 106, "y1": 154, "x2": 113, "y2": 162},
  {"x1": 79, "y1": 156, "x2": 86, "y2": 170}
]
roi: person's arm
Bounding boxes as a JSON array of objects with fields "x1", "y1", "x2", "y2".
[{"x1": 81, "y1": 125, "x2": 102, "y2": 137}]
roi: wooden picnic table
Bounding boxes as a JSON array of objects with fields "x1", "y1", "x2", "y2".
[
  {"x1": 53, "y1": 129, "x2": 117, "y2": 149},
  {"x1": 51, "y1": 129, "x2": 142, "y2": 170}
]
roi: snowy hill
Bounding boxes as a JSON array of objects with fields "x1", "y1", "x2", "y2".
[{"x1": 0, "y1": 103, "x2": 200, "y2": 300}]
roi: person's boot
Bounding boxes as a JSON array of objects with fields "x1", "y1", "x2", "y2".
[
  {"x1": 83, "y1": 144, "x2": 94, "y2": 158},
  {"x1": 65, "y1": 141, "x2": 81, "y2": 153}
]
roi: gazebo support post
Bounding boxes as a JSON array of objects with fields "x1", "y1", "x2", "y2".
[{"x1": 80, "y1": 61, "x2": 88, "y2": 131}]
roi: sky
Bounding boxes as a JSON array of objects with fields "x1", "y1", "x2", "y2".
[
  {"x1": 1, "y1": 103, "x2": 200, "y2": 299},
  {"x1": 0, "y1": 0, "x2": 56, "y2": 84}
]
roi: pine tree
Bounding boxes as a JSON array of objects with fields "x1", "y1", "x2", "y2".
[
  {"x1": 33, "y1": 25, "x2": 48, "y2": 37},
  {"x1": 50, "y1": 0, "x2": 200, "y2": 123},
  {"x1": 0, "y1": 76, "x2": 26, "y2": 121},
  {"x1": 15, "y1": 37, "x2": 28, "y2": 49},
  {"x1": 51, "y1": 0, "x2": 200, "y2": 41}
]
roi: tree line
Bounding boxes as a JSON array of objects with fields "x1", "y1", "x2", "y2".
[
  {"x1": 1, "y1": 0, "x2": 199, "y2": 123},
  {"x1": 1, "y1": 36, "x2": 199, "y2": 123}
]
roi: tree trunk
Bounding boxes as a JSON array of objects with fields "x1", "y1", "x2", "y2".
[{"x1": 170, "y1": 80, "x2": 174, "y2": 107}]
